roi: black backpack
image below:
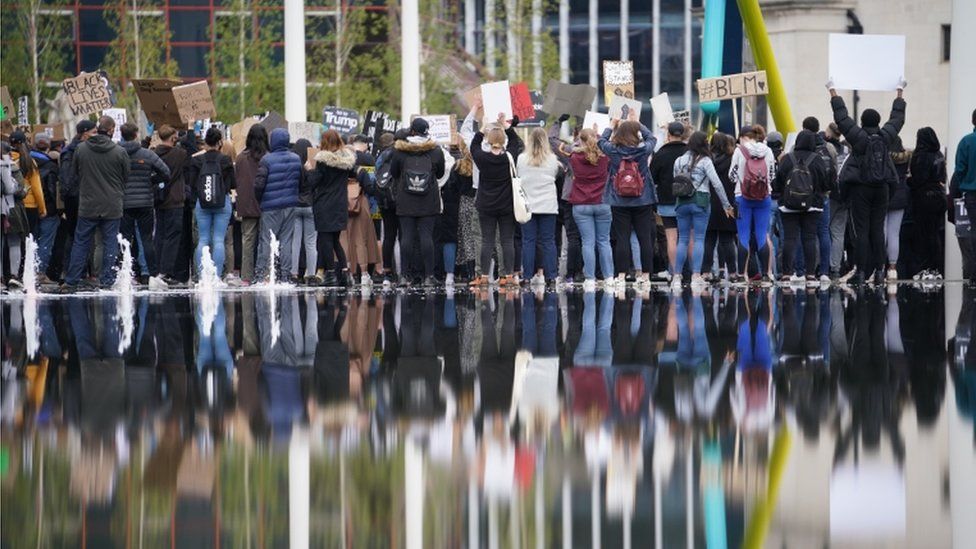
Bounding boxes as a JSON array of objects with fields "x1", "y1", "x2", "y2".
[
  {"x1": 400, "y1": 152, "x2": 433, "y2": 196},
  {"x1": 782, "y1": 153, "x2": 816, "y2": 211},
  {"x1": 860, "y1": 133, "x2": 889, "y2": 185},
  {"x1": 374, "y1": 157, "x2": 396, "y2": 202},
  {"x1": 36, "y1": 159, "x2": 59, "y2": 202},
  {"x1": 814, "y1": 141, "x2": 837, "y2": 194},
  {"x1": 196, "y1": 154, "x2": 225, "y2": 209}
]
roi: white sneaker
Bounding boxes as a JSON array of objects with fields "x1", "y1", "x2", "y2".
[
  {"x1": 445, "y1": 273, "x2": 455, "y2": 287},
  {"x1": 690, "y1": 275, "x2": 706, "y2": 289},
  {"x1": 360, "y1": 273, "x2": 373, "y2": 287},
  {"x1": 819, "y1": 274, "x2": 831, "y2": 284},
  {"x1": 670, "y1": 274, "x2": 683, "y2": 291},
  {"x1": 583, "y1": 279, "x2": 597, "y2": 292},
  {"x1": 616, "y1": 273, "x2": 628, "y2": 287},
  {"x1": 635, "y1": 273, "x2": 650, "y2": 286},
  {"x1": 789, "y1": 274, "x2": 806, "y2": 285},
  {"x1": 530, "y1": 273, "x2": 546, "y2": 286},
  {"x1": 886, "y1": 268, "x2": 898, "y2": 281},
  {"x1": 148, "y1": 275, "x2": 168, "y2": 290}
]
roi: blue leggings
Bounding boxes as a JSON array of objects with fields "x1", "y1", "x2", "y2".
[{"x1": 736, "y1": 196, "x2": 772, "y2": 275}]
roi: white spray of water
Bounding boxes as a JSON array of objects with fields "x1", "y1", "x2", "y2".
[
  {"x1": 113, "y1": 234, "x2": 134, "y2": 294},
  {"x1": 268, "y1": 230, "x2": 279, "y2": 285},
  {"x1": 198, "y1": 292, "x2": 218, "y2": 338},
  {"x1": 196, "y1": 245, "x2": 223, "y2": 290},
  {"x1": 115, "y1": 293, "x2": 134, "y2": 354},
  {"x1": 268, "y1": 293, "x2": 280, "y2": 347},
  {"x1": 23, "y1": 234, "x2": 38, "y2": 295},
  {"x1": 23, "y1": 297, "x2": 40, "y2": 359}
]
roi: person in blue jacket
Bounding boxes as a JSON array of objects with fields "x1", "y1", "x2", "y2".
[{"x1": 254, "y1": 128, "x2": 304, "y2": 284}]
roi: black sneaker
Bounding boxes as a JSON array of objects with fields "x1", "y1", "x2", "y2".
[
  {"x1": 58, "y1": 283, "x2": 78, "y2": 294},
  {"x1": 423, "y1": 276, "x2": 438, "y2": 288}
]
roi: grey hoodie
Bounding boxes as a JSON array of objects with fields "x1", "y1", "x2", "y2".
[{"x1": 74, "y1": 133, "x2": 130, "y2": 219}]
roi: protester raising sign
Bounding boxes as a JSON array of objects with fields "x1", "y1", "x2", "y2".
[
  {"x1": 102, "y1": 108, "x2": 127, "y2": 141},
  {"x1": 509, "y1": 82, "x2": 536, "y2": 121},
  {"x1": 649, "y1": 92, "x2": 675, "y2": 126},
  {"x1": 62, "y1": 72, "x2": 114, "y2": 116},
  {"x1": 696, "y1": 71, "x2": 768, "y2": 102},
  {"x1": 608, "y1": 96, "x2": 641, "y2": 121},
  {"x1": 828, "y1": 33, "x2": 906, "y2": 91},
  {"x1": 412, "y1": 115, "x2": 455, "y2": 144},
  {"x1": 132, "y1": 78, "x2": 185, "y2": 128},
  {"x1": 480, "y1": 80, "x2": 513, "y2": 120},
  {"x1": 603, "y1": 61, "x2": 635, "y2": 106},
  {"x1": 542, "y1": 80, "x2": 597, "y2": 119},
  {"x1": 171, "y1": 80, "x2": 216, "y2": 125},
  {"x1": 322, "y1": 106, "x2": 360, "y2": 135}
]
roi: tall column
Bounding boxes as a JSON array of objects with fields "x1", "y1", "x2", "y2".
[
  {"x1": 283, "y1": 0, "x2": 307, "y2": 122},
  {"x1": 506, "y1": 0, "x2": 519, "y2": 80},
  {"x1": 589, "y1": 0, "x2": 598, "y2": 109},
  {"x1": 288, "y1": 428, "x2": 310, "y2": 549},
  {"x1": 465, "y1": 0, "x2": 476, "y2": 56},
  {"x1": 683, "y1": 0, "x2": 692, "y2": 110},
  {"x1": 945, "y1": 0, "x2": 975, "y2": 282},
  {"x1": 559, "y1": 0, "x2": 570, "y2": 83},
  {"x1": 405, "y1": 437, "x2": 425, "y2": 549},
  {"x1": 532, "y1": 0, "x2": 543, "y2": 88},
  {"x1": 401, "y1": 0, "x2": 421, "y2": 122},
  {"x1": 652, "y1": 0, "x2": 660, "y2": 96},
  {"x1": 620, "y1": 0, "x2": 629, "y2": 61},
  {"x1": 486, "y1": 0, "x2": 497, "y2": 76}
]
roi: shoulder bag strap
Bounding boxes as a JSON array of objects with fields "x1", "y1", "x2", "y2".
[{"x1": 505, "y1": 152, "x2": 518, "y2": 179}]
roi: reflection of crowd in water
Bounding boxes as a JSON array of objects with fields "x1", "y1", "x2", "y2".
[{"x1": 0, "y1": 286, "x2": 973, "y2": 545}]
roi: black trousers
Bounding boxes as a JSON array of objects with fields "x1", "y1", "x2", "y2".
[
  {"x1": 155, "y1": 207, "x2": 184, "y2": 278},
  {"x1": 380, "y1": 207, "x2": 399, "y2": 274},
  {"x1": 317, "y1": 231, "x2": 347, "y2": 272},
  {"x1": 121, "y1": 207, "x2": 158, "y2": 276},
  {"x1": 560, "y1": 200, "x2": 583, "y2": 278},
  {"x1": 702, "y1": 230, "x2": 737, "y2": 274},
  {"x1": 478, "y1": 212, "x2": 516, "y2": 276},
  {"x1": 52, "y1": 196, "x2": 79, "y2": 280},
  {"x1": 849, "y1": 184, "x2": 888, "y2": 277},
  {"x1": 399, "y1": 215, "x2": 436, "y2": 279},
  {"x1": 174, "y1": 206, "x2": 195, "y2": 282},
  {"x1": 611, "y1": 205, "x2": 655, "y2": 275},
  {"x1": 781, "y1": 211, "x2": 821, "y2": 276}
]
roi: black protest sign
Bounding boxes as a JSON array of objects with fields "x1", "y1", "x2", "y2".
[{"x1": 322, "y1": 106, "x2": 360, "y2": 136}]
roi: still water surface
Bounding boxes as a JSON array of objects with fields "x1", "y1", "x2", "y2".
[{"x1": 1, "y1": 287, "x2": 974, "y2": 548}]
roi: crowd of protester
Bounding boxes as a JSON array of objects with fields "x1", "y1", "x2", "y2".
[{"x1": 1, "y1": 81, "x2": 974, "y2": 293}]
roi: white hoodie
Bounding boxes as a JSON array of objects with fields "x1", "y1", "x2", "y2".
[{"x1": 729, "y1": 140, "x2": 777, "y2": 198}]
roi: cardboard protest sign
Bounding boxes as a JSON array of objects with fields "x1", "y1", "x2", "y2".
[
  {"x1": 583, "y1": 111, "x2": 611, "y2": 134},
  {"x1": 649, "y1": 92, "x2": 674, "y2": 126},
  {"x1": 171, "y1": 80, "x2": 216, "y2": 125},
  {"x1": 608, "y1": 96, "x2": 642, "y2": 120},
  {"x1": 132, "y1": 78, "x2": 185, "y2": 128},
  {"x1": 231, "y1": 118, "x2": 258, "y2": 155},
  {"x1": 696, "y1": 70, "x2": 768, "y2": 102},
  {"x1": 321, "y1": 106, "x2": 360, "y2": 135},
  {"x1": 463, "y1": 87, "x2": 484, "y2": 120},
  {"x1": 542, "y1": 80, "x2": 597, "y2": 119},
  {"x1": 289, "y1": 121, "x2": 323, "y2": 144},
  {"x1": 32, "y1": 124, "x2": 65, "y2": 142},
  {"x1": 603, "y1": 61, "x2": 635, "y2": 105},
  {"x1": 102, "y1": 108, "x2": 127, "y2": 141},
  {"x1": 828, "y1": 33, "x2": 906, "y2": 91},
  {"x1": 62, "y1": 72, "x2": 114, "y2": 116},
  {"x1": 481, "y1": 80, "x2": 513, "y2": 120},
  {"x1": 17, "y1": 96, "x2": 28, "y2": 126},
  {"x1": 259, "y1": 111, "x2": 288, "y2": 133},
  {"x1": 412, "y1": 114, "x2": 456, "y2": 144},
  {"x1": 509, "y1": 82, "x2": 536, "y2": 121},
  {"x1": 0, "y1": 87, "x2": 14, "y2": 121}
]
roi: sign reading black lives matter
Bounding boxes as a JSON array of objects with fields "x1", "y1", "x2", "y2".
[
  {"x1": 696, "y1": 70, "x2": 768, "y2": 102},
  {"x1": 62, "y1": 72, "x2": 114, "y2": 116},
  {"x1": 322, "y1": 107, "x2": 360, "y2": 135}
]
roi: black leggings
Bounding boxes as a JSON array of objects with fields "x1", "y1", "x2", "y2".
[
  {"x1": 380, "y1": 207, "x2": 399, "y2": 274},
  {"x1": 781, "y1": 211, "x2": 820, "y2": 276},
  {"x1": 702, "y1": 230, "x2": 737, "y2": 274},
  {"x1": 478, "y1": 212, "x2": 516, "y2": 276},
  {"x1": 317, "y1": 231, "x2": 346, "y2": 272}
]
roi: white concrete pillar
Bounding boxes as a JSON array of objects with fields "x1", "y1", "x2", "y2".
[
  {"x1": 506, "y1": 0, "x2": 520, "y2": 80},
  {"x1": 589, "y1": 0, "x2": 599, "y2": 109},
  {"x1": 486, "y1": 0, "x2": 497, "y2": 77},
  {"x1": 945, "y1": 0, "x2": 975, "y2": 282},
  {"x1": 562, "y1": 476, "x2": 572, "y2": 549},
  {"x1": 652, "y1": 0, "x2": 661, "y2": 96},
  {"x1": 283, "y1": 0, "x2": 307, "y2": 122},
  {"x1": 465, "y1": 0, "x2": 477, "y2": 56},
  {"x1": 532, "y1": 0, "x2": 543, "y2": 88},
  {"x1": 559, "y1": 0, "x2": 570, "y2": 83},
  {"x1": 620, "y1": 0, "x2": 629, "y2": 61},
  {"x1": 405, "y1": 437, "x2": 425, "y2": 549},
  {"x1": 288, "y1": 428, "x2": 310, "y2": 549},
  {"x1": 401, "y1": 0, "x2": 421, "y2": 122},
  {"x1": 683, "y1": 0, "x2": 692, "y2": 110}
]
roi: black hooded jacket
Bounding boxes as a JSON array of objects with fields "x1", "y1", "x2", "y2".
[
  {"x1": 831, "y1": 95, "x2": 906, "y2": 190},
  {"x1": 773, "y1": 130, "x2": 829, "y2": 211}
]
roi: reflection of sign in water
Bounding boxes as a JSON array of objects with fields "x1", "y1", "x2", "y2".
[
  {"x1": 696, "y1": 71, "x2": 769, "y2": 102},
  {"x1": 603, "y1": 60, "x2": 635, "y2": 105},
  {"x1": 62, "y1": 72, "x2": 114, "y2": 116},
  {"x1": 322, "y1": 106, "x2": 360, "y2": 135}
]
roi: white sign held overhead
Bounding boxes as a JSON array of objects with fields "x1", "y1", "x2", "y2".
[
  {"x1": 608, "y1": 96, "x2": 642, "y2": 121},
  {"x1": 412, "y1": 114, "x2": 455, "y2": 145},
  {"x1": 649, "y1": 93, "x2": 674, "y2": 126},
  {"x1": 480, "y1": 80, "x2": 513, "y2": 121},
  {"x1": 583, "y1": 111, "x2": 611, "y2": 135},
  {"x1": 828, "y1": 33, "x2": 906, "y2": 91}
]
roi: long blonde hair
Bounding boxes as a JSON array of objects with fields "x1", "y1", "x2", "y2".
[
  {"x1": 486, "y1": 128, "x2": 506, "y2": 153},
  {"x1": 455, "y1": 139, "x2": 473, "y2": 177},
  {"x1": 575, "y1": 128, "x2": 603, "y2": 165},
  {"x1": 525, "y1": 128, "x2": 553, "y2": 167}
]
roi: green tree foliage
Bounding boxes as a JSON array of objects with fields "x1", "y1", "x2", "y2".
[
  {"x1": 0, "y1": 0, "x2": 73, "y2": 123},
  {"x1": 101, "y1": 0, "x2": 180, "y2": 114},
  {"x1": 210, "y1": 0, "x2": 285, "y2": 121}
]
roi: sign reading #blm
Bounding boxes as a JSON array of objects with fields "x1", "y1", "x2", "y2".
[
  {"x1": 696, "y1": 70, "x2": 769, "y2": 103},
  {"x1": 62, "y1": 72, "x2": 113, "y2": 116}
]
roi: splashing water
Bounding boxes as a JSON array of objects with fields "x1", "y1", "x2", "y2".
[
  {"x1": 196, "y1": 245, "x2": 222, "y2": 290},
  {"x1": 113, "y1": 234, "x2": 134, "y2": 293},
  {"x1": 268, "y1": 230, "x2": 280, "y2": 285},
  {"x1": 115, "y1": 293, "x2": 134, "y2": 354},
  {"x1": 198, "y1": 292, "x2": 218, "y2": 337},
  {"x1": 268, "y1": 292, "x2": 280, "y2": 347},
  {"x1": 23, "y1": 234, "x2": 38, "y2": 295},
  {"x1": 23, "y1": 297, "x2": 40, "y2": 359}
]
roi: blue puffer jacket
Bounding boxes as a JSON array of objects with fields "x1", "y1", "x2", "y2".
[{"x1": 255, "y1": 128, "x2": 302, "y2": 211}]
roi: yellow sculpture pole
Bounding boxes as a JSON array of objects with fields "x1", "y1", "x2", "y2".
[{"x1": 736, "y1": 0, "x2": 796, "y2": 133}]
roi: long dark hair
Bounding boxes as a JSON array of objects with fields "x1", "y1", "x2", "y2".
[
  {"x1": 687, "y1": 131, "x2": 711, "y2": 166},
  {"x1": 245, "y1": 124, "x2": 269, "y2": 160},
  {"x1": 709, "y1": 132, "x2": 735, "y2": 158},
  {"x1": 12, "y1": 141, "x2": 35, "y2": 177}
]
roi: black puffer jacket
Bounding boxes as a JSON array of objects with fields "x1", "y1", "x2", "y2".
[
  {"x1": 649, "y1": 141, "x2": 688, "y2": 207},
  {"x1": 389, "y1": 138, "x2": 446, "y2": 217},
  {"x1": 831, "y1": 95, "x2": 905, "y2": 190},
  {"x1": 708, "y1": 152, "x2": 736, "y2": 232},
  {"x1": 309, "y1": 147, "x2": 357, "y2": 233},
  {"x1": 121, "y1": 140, "x2": 170, "y2": 209}
]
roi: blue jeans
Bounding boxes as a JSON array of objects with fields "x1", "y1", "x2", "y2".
[
  {"x1": 521, "y1": 213, "x2": 557, "y2": 279},
  {"x1": 676, "y1": 295, "x2": 708, "y2": 369},
  {"x1": 521, "y1": 293, "x2": 558, "y2": 356},
  {"x1": 573, "y1": 204, "x2": 613, "y2": 280},
  {"x1": 675, "y1": 201, "x2": 710, "y2": 275},
  {"x1": 196, "y1": 299, "x2": 233, "y2": 375},
  {"x1": 32, "y1": 215, "x2": 59, "y2": 272},
  {"x1": 195, "y1": 197, "x2": 232, "y2": 277},
  {"x1": 574, "y1": 292, "x2": 614, "y2": 367},
  {"x1": 66, "y1": 217, "x2": 120, "y2": 286},
  {"x1": 794, "y1": 204, "x2": 831, "y2": 276}
]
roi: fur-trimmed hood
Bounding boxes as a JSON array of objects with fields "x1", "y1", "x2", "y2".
[
  {"x1": 314, "y1": 147, "x2": 357, "y2": 170},
  {"x1": 394, "y1": 139, "x2": 439, "y2": 154}
]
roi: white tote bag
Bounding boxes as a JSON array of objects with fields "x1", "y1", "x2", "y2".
[{"x1": 507, "y1": 153, "x2": 532, "y2": 224}]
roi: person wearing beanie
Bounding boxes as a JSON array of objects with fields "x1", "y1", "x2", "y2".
[
  {"x1": 53, "y1": 119, "x2": 97, "y2": 283},
  {"x1": 253, "y1": 127, "x2": 303, "y2": 283},
  {"x1": 61, "y1": 115, "x2": 130, "y2": 292},
  {"x1": 828, "y1": 76, "x2": 907, "y2": 285}
]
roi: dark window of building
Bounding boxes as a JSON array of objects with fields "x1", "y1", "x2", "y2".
[
  {"x1": 170, "y1": 10, "x2": 211, "y2": 42},
  {"x1": 171, "y1": 45, "x2": 209, "y2": 77},
  {"x1": 79, "y1": 45, "x2": 109, "y2": 71},
  {"x1": 79, "y1": 10, "x2": 112, "y2": 42},
  {"x1": 942, "y1": 24, "x2": 950, "y2": 62}
]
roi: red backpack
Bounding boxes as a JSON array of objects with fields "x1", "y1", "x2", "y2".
[
  {"x1": 739, "y1": 145, "x2": 770, "y2": 200},
  {"x1": 613, "y1": 157, "x2": 644, "y2": 198}
]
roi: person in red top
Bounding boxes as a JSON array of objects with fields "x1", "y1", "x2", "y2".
[{"x1": 569, "y1": 129, "x2": 612, "y2": 291}]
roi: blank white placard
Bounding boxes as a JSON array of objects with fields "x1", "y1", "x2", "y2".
[
  {"x1": 583, "y1": 111, "x2": 611, "y2": 134},
  {"x1": 828, "y1": 33, "x2": 906, "y2": 91},
  {"x1": 649, "y1": 92, "x2": 674, "y2": 126},
  {"x1": 481, "y1": 80, "x2": 513, "y2": 120}
]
